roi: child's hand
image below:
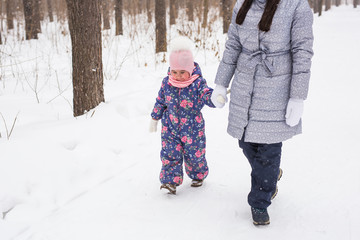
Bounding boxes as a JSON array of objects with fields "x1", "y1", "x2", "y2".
[
  {"x1": 149, "y1": 119, "x2": 159, "y2": 132},
  {"x1": 211, "y1": 85, "x2": 228, "y2": 108}
]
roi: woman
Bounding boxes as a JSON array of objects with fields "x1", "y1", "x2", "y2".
[{"x1": 211, "y1": 0, "x2": 314, "y2": 225}]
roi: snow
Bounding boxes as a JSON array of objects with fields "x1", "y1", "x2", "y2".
[{"x1": 1, "y1": 5, "x2": 360, "y2": 240}]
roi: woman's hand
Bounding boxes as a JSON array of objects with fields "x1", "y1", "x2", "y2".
[
  {"x1": 285, "y1": 98, "x2": 304, "y2": 127},
  {"x1": 211, "y1": 85, "x2": 228, "y2": 108}
]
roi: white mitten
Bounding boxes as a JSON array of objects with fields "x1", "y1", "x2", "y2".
[
  {"x1": 285, "y1": 98, "x2": 304, "y2": 127},
  {"x1": 149, "y1": 119, "x2": 159, "y2": 133},
  {"x1": 211, "y1": 85, "x2": 228, "y2": 108}
]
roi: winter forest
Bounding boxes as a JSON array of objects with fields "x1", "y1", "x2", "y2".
[{"x1": 1, "y1": 0, "x2": 360, "y2": 239}]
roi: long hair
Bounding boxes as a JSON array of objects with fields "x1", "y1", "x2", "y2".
[{"x1": 236, "y1": 0, "x2": 281, "y2": 32}]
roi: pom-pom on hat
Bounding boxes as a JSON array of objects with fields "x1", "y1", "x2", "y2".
[{"x1": 169, "y1": 37, "x2": 195, "y2": 75}]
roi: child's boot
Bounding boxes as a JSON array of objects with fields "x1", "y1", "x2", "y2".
[
  {"x1": 190, "y1": 179, "x2": 203, "y2": 187},
  {"x1": 251, "y1": 207, "x2": 270, "y2": 226},
  {"x1": 160, "y1": 183, "x2": 176, "y2": 195}
]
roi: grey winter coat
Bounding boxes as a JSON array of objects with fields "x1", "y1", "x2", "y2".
[{"x1": 215, "y1": 0, "x2": 314, "y2": 144}]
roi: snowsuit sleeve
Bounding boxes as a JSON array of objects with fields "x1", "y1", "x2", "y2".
[
  {"x1": 151, "y1": 78, "x2": 167, "y2": 120},
  {"x1": 198, "y1": 78, "x2": 215, "y2": 108},
  {"x1": 290, "y1": 0, "x2": 314, "y2": 100},
  {"x1": 214, "y1": 3, "x2": 242, "y2": 88}
]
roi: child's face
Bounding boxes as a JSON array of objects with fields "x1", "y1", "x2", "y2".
[{"x1": 170, "y1": 70, "x2": 190, "y2": 81}]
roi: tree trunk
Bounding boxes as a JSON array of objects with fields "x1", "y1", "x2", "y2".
[
  {"x1": 318, "y1": 0, "x2": 323, "y2": 16},
  {"x1": 222, "y1": 0, "x2": 231, "y2": 33},
  {"x1": 170, "y1": 0, "x2": 176, "y2": 25},
  {"x1": 54, "y1": 0, "x2": 67, "y2": 23},
  {"x1": 33, "y1": 0, "x2": 42, "y2": 33},
  {"x1": 307, "y1": 0, "x2": 312, "y2": 9},
  {"x1": 354, "y1": 0, "x2": 359, "y2": 8},
  {"x1": 38, "y1": 0, "x2": 44, "y2": 21},
  {"x1": 138, "y1": 0, "x2": 143, "y2": 13},
  {"x1": 23, "y1": 0, "x2": 38, "y2": 39},
  {"x1": 102, "y1": 0, "x2": 110, "y2": 30},
  {"x1": 115, "y1": 0, "x2": 123, "y2": 35},
  {"x1": 146, "y1": 0, "x2": 152, "y2": 22},
  {"x1": 175, "y1": 0, "x2": 179, "y2": 18},
  {"x1": 155, "y1": 0, "x2": 166, "y2": 53},
  {"x1": 325, "y1": 0, "x2": 331, "y2": 11},
  {"x1": 47, "y1": 0, "x2": 53, "y2": 22},
  {"x1": 219, "y1": 0, "x2": 223, "y2": 17},
  {"x1": 186, "y1": 0, "x2": 194, "y2": 21},
  {"x1": 6, "y1": 0, "x2": 14, "y2": 30},
  {"x1": 66, "y1": 0, "x2": 105, "y2": 117},
  {"x1": 335, "y1": 0, "x2": 341, "y2": 6},
  {"x1": 314, "y1": 0, "x2": 319, "y2": 13},
  {"x1": 202, "y1": 0, "x2": 208, "y2": 28}
]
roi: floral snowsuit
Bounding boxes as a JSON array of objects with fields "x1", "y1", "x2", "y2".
[{"x1": 151, "y1": 62, "x2": 215, "y2": 186}]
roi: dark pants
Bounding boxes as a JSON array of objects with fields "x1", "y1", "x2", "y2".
[{"x1": 238, "y1": 136, "x2": 282, "y2": 209}]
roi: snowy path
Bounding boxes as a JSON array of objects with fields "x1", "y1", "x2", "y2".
[{"x1": 1, "y1": 6, "x2": 360, "y2": 240}]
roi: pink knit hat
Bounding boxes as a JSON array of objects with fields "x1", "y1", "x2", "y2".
[{"x1": 169, "y1": 37, "x2": 195, "y2": 75}]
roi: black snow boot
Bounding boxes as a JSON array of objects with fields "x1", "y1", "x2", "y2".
[
  {"x1": 160, "y1": 183, "x2": 176, "y2": 195},
  {"x1": 251, "y1": 207, "x2": 270, "y2": 226}
]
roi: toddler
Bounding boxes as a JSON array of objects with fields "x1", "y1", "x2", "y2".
[{"x1": 149, "y1": 37, "x2": 216, "y2": 194}]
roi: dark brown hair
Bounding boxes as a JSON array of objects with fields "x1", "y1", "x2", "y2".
[{"x1": 236, "y1": 0, "x2": 281, "y2": 32}]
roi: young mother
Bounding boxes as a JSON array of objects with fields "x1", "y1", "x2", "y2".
[{"x1": 211, "y1": 0, "x2": 313, "y2": 225}]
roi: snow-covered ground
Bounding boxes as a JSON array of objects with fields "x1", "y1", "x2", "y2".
[{"x1": 1, "y1": 5, "x2": 360, "y2": 240}]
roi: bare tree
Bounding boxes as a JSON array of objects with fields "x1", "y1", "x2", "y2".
[
  {"x1": 6, "y1": 0, "x2": 14, "y2": 30},
  {"x1": 186, "y1": 0, "x2": 194, "y2": 21},
  {"x1": 54, "y1": 0, "x2": 67, "y2": 23},
  {"x1": 23, "y1": 0, "x2": 38, "y2": 39},
  {"x1": 33, "y1": 0, "x2": 42, "y2": 33},
  {"x1": 170, "y1": 0, "x2": 176, "y2": 25},
  {"x1": 202, "y1": 0, "x2": 209, "y2": 28},
  {"x1": 102, "y1": 0, "x2": 110, "y2": 30},
  {"x1": 138, "y1": 0, "x2": 144, "y2": 14},
  {"x1": 66, "y1": 0, "x2": 105, "y2": 117},
  {"x1": 115, "y1": 0, "x2": 123, "y2": 35},
  {"x1": 313, "y1": 0, "x2": 318, "y2": 14},
  {"x1": 318, "y1": 0, "x2": 324, "y2": 16},
  {"x1": 222, "y1": 0, "x2": 231, "y2": 33},
  {"x1": 308, "y1": 0, "x2": 312, "y2": 9},
  {"x1": 39, "y1": 0, "x2": 45, "y2": 21},
  {"x1": 47, "y1": 0, "x2": 54, "y2": 22},
  {"x1": 155, "y1": 0, "x2": 166, "y2": 53},
  {"x1": 175, "y1": 0, "x2": 179, "y2": 18},
  {"x1": 325, "y1": 0, "x2": 331, "y2": 11},
  {"x1": 146, "y1": 0, "x2": 152, "y2": 23}
]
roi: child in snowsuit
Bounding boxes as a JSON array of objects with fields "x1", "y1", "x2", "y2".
[{"x1": 149, "y1": 37, "x2": 216, "y2": 194}]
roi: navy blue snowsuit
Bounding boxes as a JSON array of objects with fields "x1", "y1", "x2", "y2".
[{"x1": 151, "y1": 63, "x2": 215, "y2": 186}]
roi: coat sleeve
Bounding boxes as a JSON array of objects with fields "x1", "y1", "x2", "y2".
[
  {"x1": 290, "y1": 0, "x2": 314, "y2": 100},
  {"x1": 198, "y1": 78, "x2": 215, "y2": 108},
  {"x1": 214, "y1": 2, "x2": 242, "y2": 88},
  {"x1": 150, "y1": 78, "x2": 167, "y2": 120}
]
